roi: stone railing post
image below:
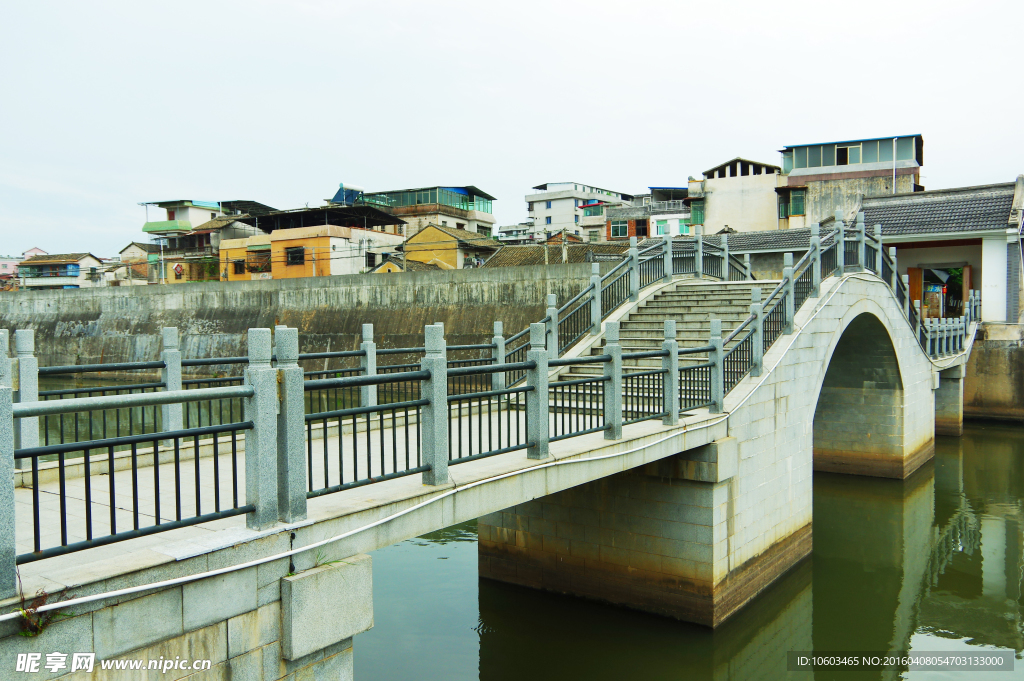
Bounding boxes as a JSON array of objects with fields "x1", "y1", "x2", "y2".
[
  {"x1": 589, "y1": 263, "x2": 602, "y2": 335},
  {"x1": 889, "y1": 247, "x2": 899, "y2": 291},
  {"x1": 628, "y1": 237, "x2": 640, "y2": 302},
  {"x1": 966, "y1": 291, "x2": 974, "y2": 324},
  {"x1": 695, "y1": 225, "x2": 704, "y2": 278},
  {"x1": 974, "y1": 290, "x2": 981, "y2": 321},
  {"x1": 0, "y1": 385, "x2": 15, "y2": 600},
  {"x1": 244, "y1": 328, "x2": 280, "y2": 530},
  {"x1": 835, "y1": 213, "x2": 846, "y2": 274},
  {"x1": 491, "y1": 321, "x2": 506, "y2": 392},
  {"x1": 856, "y1": 212, "x2": 867, "y2": 271},
  {"x1": 359, "y1": 323, "x2": 377, "y2": 408},
  {"x1": 810, "y1": 223, "x2": 821, "y2": 297},
  {"x1": 959, "y1": 316, "x2": 966, "y2": 352},
  {"x1": 744, "y1": 253, "x2": 752, "y2": 281},
  {"x1": 545, "y1": 293, "x2": 558, "y2": 359},
  {"x1": 662, "y1": 320, "x2": 679, "y2": 426},
  {"x1": 914, "y1": 300, "x2": 923, "y2": 342},
  {"x1": 903, "y1": 275, "x2": 912, "y2": 318},
  {"x1": 13, "y1": 330, "x2": 38, "y2": 452},
  {"x1": 525, "y1": 323, "x2": 550, "y2": 459},
  {"x1": 782, "y1": 253, "x2": 795, "y2": 335},
  {"x1": 750, "y1": 288, "x2": 764, "y2": 377},
  {"x1": 420, "y1": 324, "x2": 449, "y2": 485},
  {"x1": 662, "y1": 232, "x2": 673, "y2": 281},
  {"x1": 874, "y1": 225, "x2": 883, "y2": 274},
  {"x1": 721, "y1": 235, "x2": 730, "y2": 281},
  {"x1": 603, "y1": 322, "x2": 623, "y2": 440},
  {"x1": 273, "y1": 326, "x2": 306, "y2": 523},
  {"x1": 160, "y1": 327, "x2": 183, "y2": 435},
  {"x1": 708, "y1": 319, "x2": 724, "y2": 414}
]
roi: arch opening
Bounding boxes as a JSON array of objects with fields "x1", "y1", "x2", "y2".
[{"x1": 812, "y1": 312, "x2": 927, "y2": 478}]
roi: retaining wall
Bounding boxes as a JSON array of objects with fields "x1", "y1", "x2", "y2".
[{"x1": 0, "y1": 265, "x2": 602, "y2": 374}]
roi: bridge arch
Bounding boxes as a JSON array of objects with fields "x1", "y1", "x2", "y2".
[{"x1": 810, "y1": 297, "x2": 934, "y2": 478}]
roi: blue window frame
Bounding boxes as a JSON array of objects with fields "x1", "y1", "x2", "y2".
[
  {"x1": 574, "y1": 215, "x2": 579, "y2": 223},
  {"x1": 545, "y1": 201, "x2": 552, "y2": 209},
  {"x1": 545, "y1": 216, "x2": 552, "y2": 225}
]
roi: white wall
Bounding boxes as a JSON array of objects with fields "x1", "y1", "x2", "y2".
[
  {"x1": 702, "y1": 174, "x2": 780, "y2": 233},
  {"x1": 981, "y1": 235, "x2": 1008, "y2": 322}
]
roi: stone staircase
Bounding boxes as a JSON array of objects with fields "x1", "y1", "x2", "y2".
[{"x1": 557, "y1": 280, "x2": 774, "y2": 382}]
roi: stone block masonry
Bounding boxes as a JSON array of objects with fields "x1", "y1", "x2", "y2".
[{"x1": 478, "y1": 453, "x2": 812, "y2": 627}]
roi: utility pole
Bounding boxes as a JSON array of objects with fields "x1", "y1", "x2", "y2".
[{"x1": 561, "y1": 228, "x2": 567, "y2": 264}]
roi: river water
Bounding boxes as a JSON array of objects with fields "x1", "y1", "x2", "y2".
[{"x1": 357, "y1": 424, "x2": 1024, "y2": 680}]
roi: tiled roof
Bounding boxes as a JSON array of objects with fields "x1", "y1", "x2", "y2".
[
  {"x1": 482, "y1": 243, "x2": 629, "y2": 268},
  {"x1": 415, "y1": 224, "x2": 500, "y2": 250},
  {"x1": 121, "y1": 242, "x2": 160, "y2": 254},
  {"x1": 20, "y1": 253, "x2": 97, "y2": 265},
  {"x1": 857, "y1": 183, "x2": 1015, "y2": 236},
  {"x1": 371, "y1": 256, "x2": 440, "y2": 273}
]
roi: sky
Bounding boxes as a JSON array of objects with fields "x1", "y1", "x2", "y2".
[{"x1": 1, "y1": 0, "x2": 1022, "y2": 257}]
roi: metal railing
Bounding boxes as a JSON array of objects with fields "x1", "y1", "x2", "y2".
[{"x1": 0, "y1": 212, "x2": 983, "y2": 575}]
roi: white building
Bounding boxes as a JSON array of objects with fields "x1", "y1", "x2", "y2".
[
  {"x1": 18, "y1": 253, "x2": 106, "y2": 289},
  {"x1": 526, "y1": 182, "x2": 634, "y2": 242}
]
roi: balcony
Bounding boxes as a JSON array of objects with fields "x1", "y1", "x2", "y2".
[
  {"x1": 142, "y1": 220, "x2": 192, "y2": 234},
  {"x1": 23, "y1": 276, "x2": 81, "y2": 287},
  {"x1": 650, "y1": 200, "x2": 689, "y2": 214}
]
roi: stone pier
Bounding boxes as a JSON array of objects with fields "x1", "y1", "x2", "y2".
[
  {"x1": 935, "y1": 365, "x2": 965, "y2": 436},
  {"x1": 479, "y1": 439, "x2": 812, "y2": 628}
]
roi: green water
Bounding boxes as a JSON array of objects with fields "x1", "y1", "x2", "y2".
[{"x1": 358, "y1": 424, "x2": 1024, "y2": 680}]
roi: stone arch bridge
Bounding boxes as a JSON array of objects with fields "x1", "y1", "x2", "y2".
[{"x1": 0, "y1": 217, "x2": 980, "y2": 678}]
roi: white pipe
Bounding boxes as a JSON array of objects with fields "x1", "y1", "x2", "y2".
[{"x1": 892, "y1": 138, "x2": 898, "y2": 195}]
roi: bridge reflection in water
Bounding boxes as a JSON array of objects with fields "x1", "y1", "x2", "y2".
[{"x1": 358, "y1": 425, "x2": 1023, "y2": 681}]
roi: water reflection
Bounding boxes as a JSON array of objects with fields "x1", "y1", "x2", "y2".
[{"x1": 357, "y1": 425, "x2": 1023, "y2": 681}]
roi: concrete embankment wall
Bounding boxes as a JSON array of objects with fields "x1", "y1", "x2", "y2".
[
  {"x1": 964, "y1": 323, "x2": 1024, "y2": 422},
  {"x1": 0, "y1": 264, "x2": 603, "y2": 374}
]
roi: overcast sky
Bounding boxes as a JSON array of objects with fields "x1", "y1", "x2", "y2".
[{"x1": 2, "y1": 0, "x2": 1021, "y2": 257}]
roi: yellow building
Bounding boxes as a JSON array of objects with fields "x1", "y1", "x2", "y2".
[
  {"x1": 403, "y1": 224, "x2": 498, "y2": 270},
  {"x1": 219, "y1": 225, "x2": 405, "y2": 281}
]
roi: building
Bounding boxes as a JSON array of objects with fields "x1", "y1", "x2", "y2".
[
  {"x1": 495, "y1": 222, "x2": 539, "y2": 245},
  {"x1": 402, "y1": 224, "x2": 500, "y2": 270},
  {"x1": 118, "y1": 242, "x2": 159, "y2": 263},
  {"x1": 219, "y1": 207, "x2": 407, "y2": 282},
  {"x1": 605, "y1": 187, "x2": 694, "y2": 242},
  {"x1": 779, "y1": 134, "x2": 924, "y2": 228},
  {"x1": 683, "y1": 158, "x2": 782, "y2": 235},
  {"x1": 0, "y1": 255, "x2": 20, "y2": 280},
  {"x1": 369, "y1": 256, "x2": 441, "y2": 274},
  {"x1": 140, "y1": 199, "x2": 277, "y2": 284},
  {"x1": 355, "y1": 186, "x2": 497, "y2": 239},
  {"x1": 104, "y1": 261, "x2": 149, "y2": 287},
  {"x1": 527, "y1": 182, "x2": 634, "y2": 242},
  {"x1": 18, "y1": 253, "x2": 106, "y2": 289}
]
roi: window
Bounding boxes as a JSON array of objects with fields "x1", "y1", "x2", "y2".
[
  {"x1": 546, "y1": 216, "x2": 552, "y2": 225},
  {"x1": 174, "y1": 269, "x2": 183, "y2": 280},
  {"x1": 442, "y1": 220, "x2": 448, "y2": 226},
  {"x1": 366, "y1": 253, "x2": 377, "y2": 268},
  {"x1": 545, "y1": 201, "x2": 552, "y2": 209},
  {"x1": 167, "y1": 210, "x2": 175, "y2": 220},
  {"x1": 233, "y1": 260, "x2": 245, "y2": 275},
  {"x1": 286, "y1": 247, "x2": 305, "y2": 266},
  {"x1": 611, "y1": 220, "x2": 628, "y2": 238},
  {"x1": 574, "y1": 215, "x2": 579, "y2": 223},
  {"x1": 690, "y1": 200, "x2": 705, "y2": 225},
  {"x1": 574, "y1": 199, "x2": 579, "y2": 208},
  {"x1": 211, "y1": 212, "x2": 216, "y2": 219},
  {"x1": 456, "y1": 223, "x2": 465, "y2": 230},
  {"x1": 791, "y1": 190, "x2": 805, "y2": 216},
  {"x1": 527, "y1": 202, "x2": 533, "y2": 211},
  {"x1": 635, "y1": 219, "x2": 648, "y2": 238},
  {"x1": 589, "y1": 230, "x2": 600, "y2": 242},
  {"x1": 656, "y1": 219, "x2": 668, "y2": 235},
  {"x1": 678, "y1": 220, "x2": 690, "y2": 235}
]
